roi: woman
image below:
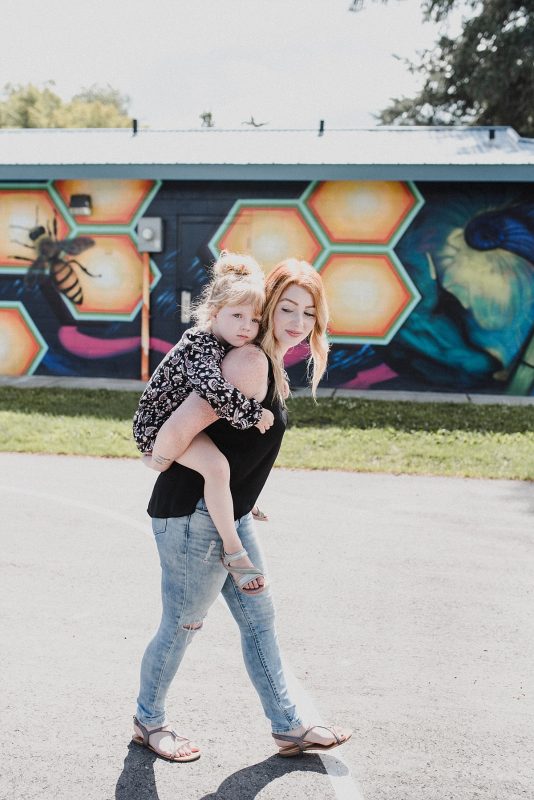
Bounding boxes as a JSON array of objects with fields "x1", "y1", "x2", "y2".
[{"x1": 132, "y1": 259, "x2": 352, "y2": 761}]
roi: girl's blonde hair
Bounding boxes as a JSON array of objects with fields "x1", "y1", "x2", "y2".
[
  {"x1": 192, "y1": 251, "x2": 265, "y2": 328},
  {"x1": 260, "y1": 259, "x2": 329, "y2": 404}
]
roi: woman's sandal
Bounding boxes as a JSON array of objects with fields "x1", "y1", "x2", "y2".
[
  {"x1": 252, "y1": 505, "x2": 268, "y2": 522},
  {"x1": 273, "y1": 724, "x2": 352, "y2": 757},
  {"x1": 132, "y1": 716, "x2": 201, "y2": 762},
  {"x1": 221, "y1": 547, "x2": 267, "y2": 595}
]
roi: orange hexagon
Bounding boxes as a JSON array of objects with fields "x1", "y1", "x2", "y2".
[
  {"x1": 307, "y1": 181, "x2": 417, "y2": 244},
  {"x1": 0, "y1": 307, "x2": 44, "y2": 374},
  {"x1": 54, "y1": 179, "x2": 156, "y2": 225},
  {"x1": 320, "y1": 254, "x2": 413, "y2": 339},
  {"x1": 0, "y1": 189, "x2": 70, "y2": 268},
  {"x1": 65, "y1": 234, "x2": 148, "y2": 316},
  {"x1": 216, "y1": 206, "x2": 322, "y2": 273}
]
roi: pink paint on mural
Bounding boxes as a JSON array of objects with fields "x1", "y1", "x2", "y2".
[
  {"x1": 341, "y1": 364, "x2": 398, "y2": 389},
  {"x1": 283, "y1": 341, "x2": 310, "y2": 367},
  {"x1": 58, "y1": 326, "x2": 173, "y2": 359}
]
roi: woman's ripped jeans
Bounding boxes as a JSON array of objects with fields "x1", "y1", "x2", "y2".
[{"x1": 135, "y1": 500, "x2": 302, "y2": 734}]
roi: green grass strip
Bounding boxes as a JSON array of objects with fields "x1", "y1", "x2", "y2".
[{"x1": 0, "y1": 388, "x2": 533, "y2": 480}]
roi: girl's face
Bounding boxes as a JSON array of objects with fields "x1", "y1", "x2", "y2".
[
  {"x1": 272, "y1": 284, "x2": 316, "y2": 353},
  {"x1": 210, "y1": 302, "x2": 261, "y2": 348}
]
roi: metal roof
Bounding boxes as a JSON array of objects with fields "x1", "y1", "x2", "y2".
[{"x1": 0, "y1": 125, "x2": 533, "y2": 181}]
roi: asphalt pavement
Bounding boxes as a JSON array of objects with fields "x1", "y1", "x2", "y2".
[{"x1": 1, "y1": 452, "x2": 533, "y2": 800}]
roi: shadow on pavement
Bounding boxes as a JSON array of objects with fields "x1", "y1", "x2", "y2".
[
  {"x1": 199, "y1": 753, "x2": 338, "y2": 799},
  {"x1": 115, "y1": 742, "x2": 158, "y2": 800},
  {"x1": 115, "y1": 742, "x2": 341, "y2": 799}
]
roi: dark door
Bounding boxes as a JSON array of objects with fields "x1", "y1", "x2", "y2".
[{"x1": 175, "y1": 215, "x2": 227, "y2": 340}]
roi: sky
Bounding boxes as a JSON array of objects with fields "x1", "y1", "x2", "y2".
[{"x1": 2, "y1": 0, "x2": 465, "y2": 129}]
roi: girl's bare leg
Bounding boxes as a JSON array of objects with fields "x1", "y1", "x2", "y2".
[
  {"x1": 146, "y1": 393, "x2": 219, "y2": 472},
  {"x1": 176, "y1": 433, "x2": 264, "y2": 591}
]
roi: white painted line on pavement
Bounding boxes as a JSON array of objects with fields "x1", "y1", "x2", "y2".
[
  {"x1": 217, "y1": 597, "x2": 365, "y2": 800},
  {"x1": 0, "y1": 485, "x2": 152, "y2": 538},
  {"x1": 282, "y1": 662, "x2": 365, "y2": 800}
]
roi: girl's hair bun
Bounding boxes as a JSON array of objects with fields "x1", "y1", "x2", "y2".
[{"x1": 214, "y1": 250, "x2": 263, "y2": 280}]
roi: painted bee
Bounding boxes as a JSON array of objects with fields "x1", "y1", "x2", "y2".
[{"x1": 10, "y1": 213, "x2": 98, "y2": 305}]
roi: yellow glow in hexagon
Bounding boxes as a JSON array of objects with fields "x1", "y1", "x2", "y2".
[
  {"x1": 0, "y1": 190, "x2": 69, "y2": 267},
  {"x1": 217, "y1": 207, "x2": 322, "y2": 273},
  {"x1": 308, "y1": 181, "x2": 416, "y2": 244},
  {"x1": 69, "y1": 235, "x2": 147, "y2": 315},
  {"x1": 321, "y1": 254, "x2": 412, "y2": 338},
  {"x1": 54, "y1": 179, "x2": 155, "y2": 225},
  {"x1": 0, "y1": 308, "x2": 41, "y2": 374}
]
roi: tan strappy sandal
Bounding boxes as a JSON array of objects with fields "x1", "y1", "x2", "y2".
[
  {"x1": 252, "y1": 505, "x2": 268, "y2": 522},
  {"x1": 132, "y1": 716, "x2": 201, "y2": 762},
  {"x1": 273, "y1": 724, "x2": 352, "y2": 757}
]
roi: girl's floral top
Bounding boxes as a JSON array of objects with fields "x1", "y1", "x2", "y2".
[{"x1": 132, "y1": 327, "x2": 264, "y2": 453}]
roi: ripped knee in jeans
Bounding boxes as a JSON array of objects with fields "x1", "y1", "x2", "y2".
[{"x1": 182, "y1": 620, "x2": 203, "y2": 631}]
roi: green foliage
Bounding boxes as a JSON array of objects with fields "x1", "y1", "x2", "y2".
[
  {"x1": 378, "y1": 1, "x2": 534, "y2": 137},
  {"x1": 0, "y1": 82, "x2": 131, "y2": 128}
]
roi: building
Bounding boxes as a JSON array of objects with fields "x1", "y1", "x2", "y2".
[{"x1": 0, "y1": 125, "x2": 533, "y2": 395}]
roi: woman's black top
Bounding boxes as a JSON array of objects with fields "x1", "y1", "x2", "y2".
[{"x1": 147, "y1": 369, "x2": 287, "y2": 520}]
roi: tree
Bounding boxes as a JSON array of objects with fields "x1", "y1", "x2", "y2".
[
  {"x1": 377, "y1": 1, "x2": 534, "y2": 137},
  {"x1": 0, "y1": 82, "x2": 131, "y2": 128}
]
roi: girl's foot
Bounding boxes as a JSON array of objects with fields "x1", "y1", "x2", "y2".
[
  {"x1": 252, "y1": 505, "x2": 268, "y2": 522},
  {"x1": 132, "y1": 718, "x2": 200, "y2": 762},
  {"x1": 272, "y1": 723, "x2": 352, "y2": 756},
  {"x1": 224, "y1": 549, "x2": 265, "y2": 592}
]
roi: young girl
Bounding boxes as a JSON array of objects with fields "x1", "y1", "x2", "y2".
[{"x1": 132, "y1": 252, "x2": 273, "y2": 594}]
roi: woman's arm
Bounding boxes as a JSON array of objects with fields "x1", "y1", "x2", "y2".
[
  {"x1": 184, "y1": 337, "x2": 265, "y2": 430},
  {"x1": 219, "y1": 344, "x2": 269, "y2": 402},
  {"x1": 149, "y1": 345, "x2": 271, "y2": 471}
]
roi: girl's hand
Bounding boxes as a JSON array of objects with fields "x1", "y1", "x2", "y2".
[{"x1": 255, "y1": 408, "x2": 274, "y2": 433}]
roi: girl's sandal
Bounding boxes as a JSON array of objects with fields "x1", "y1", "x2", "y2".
[
  {"x1": 252, "y1": 506, "x2": 268, "y2": 522},
  {"x1": 273, "y1": 724, "x2": 352, "y2": 757},
  {"x1": 221, "y1": 547, "x2": 267, "y2": 595},
  {"x1": 132, "y1": 716, "x2": 201, "y2": 762}
]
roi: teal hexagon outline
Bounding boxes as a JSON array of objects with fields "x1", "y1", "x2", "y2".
[
  {"x1": 300, "y1": 180, "x2": 424, "y2": 248},
  {"x1": 208, "y1": 198, "x2": 328, "y2": 266},
  {"x1": 0, "y1": 183, "x2": 73, "y2": 274},
  {"x1": 0, "y1": 300, "x2": 48, "y2": 374},
  {"x1": 49, "y1": 179, "x2": 162, "y2": 232},
  {"x1": 50, "y1": 230, "x2": 162, "y2": 323},
  {"x1": 318, "y1": 249, "x2": 421, "y2": 346},
  {"x1": 48, "y1": 180, "x2": 163, "y2": 320}
]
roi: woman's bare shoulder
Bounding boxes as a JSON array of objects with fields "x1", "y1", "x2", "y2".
[
  {"x1": 224, "y1": 344, "x2": 268, "y2": 369},
  {"x1": 222, "y1": 345, "x2": 269, "y2": 398}
]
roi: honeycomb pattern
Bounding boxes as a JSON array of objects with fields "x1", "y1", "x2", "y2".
[
  {"x1": 210, "y1": 182, "x2": 423, "y2": 344},
  {"x1": 320, "y1": 253, "x2": 418, "y2": 341},
  {"x1": 210, "y1": 203, "x2": 324, "y2": 273},
  {"x1": 67, "y1": 234, "x2": 156, "y2": 319},
  {"x1": 0, "y1": 180, "x2": 161, "y2": 346},
  {"x1": 0, "y1": 188, "x2": 70, "y2": 270},
  {"x1": 54, "y1": 179, "x2": 157, "y2": 226},
  {"x1": 0, "y1": 302, "x2": 47, "y2": 375},
  {"x1": 306, "y1": 180, "x2": 420, "y2": 245}
]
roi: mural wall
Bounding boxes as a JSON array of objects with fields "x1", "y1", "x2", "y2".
[{"x1": 0, "y1": 178, "x2": 533, "y2": 395}]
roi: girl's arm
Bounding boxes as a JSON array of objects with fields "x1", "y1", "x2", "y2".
[
  {"x1": 185, "y1": 338, "x2": 266, "y2": 430},
  {"x1": 149, "y1": 345, "x2": 271, "y2": 471}
]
